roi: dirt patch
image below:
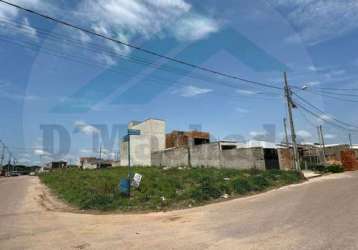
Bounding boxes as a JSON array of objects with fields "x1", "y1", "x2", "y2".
[{"x1": 32, "y1": 177, "x2": 76, "y2": 213}]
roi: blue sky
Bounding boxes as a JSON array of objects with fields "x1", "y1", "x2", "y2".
[{"x1": 1, "y1": 0, "x2": 358, "y2": 165}]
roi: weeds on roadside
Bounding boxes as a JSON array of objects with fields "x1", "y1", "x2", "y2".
[{"x1": 39, "y1": 167, "x2": 303, "y2": 211}]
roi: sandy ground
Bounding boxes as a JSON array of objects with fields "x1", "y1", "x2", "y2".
[{"x1": 1, "y1": 172, "x2": 358, "y2": 250}]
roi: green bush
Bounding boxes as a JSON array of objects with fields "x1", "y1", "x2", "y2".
[
  {"x1": 326, "y1": 165, "x2": 344, "y2": 173},
  {"x1": 309, "y1": 164, "x2": 344, "y2": 173},
  {"x1": 232, "y1": 177, "x2": 252, "y2": 194},
  {"x1": 311, "y1": 165, "x2": 326, "y2": 172}
]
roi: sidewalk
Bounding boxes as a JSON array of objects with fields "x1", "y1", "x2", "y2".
[{"x1": 302, "y1": 170, "x2": 322, "y2": 179}]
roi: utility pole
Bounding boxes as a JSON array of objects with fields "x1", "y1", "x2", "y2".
[
  {"x1": 284, "y1": 72, "x2": 301, "y2": 171},
  {"x1": 0, "y1": 141, "x2": 5, "y2": 169},
  {"x1": 349, "y1": 133, "x2": 353, "y2": 149},
  {"x1": 98, "y1": 145, "x2": 102, "y2": 169},
  {"x1": 283, "y1": 118, "x2": 289, "y2": 147},
  {"x1": 8, "y1": 153, "x2": 12, "y2": 174},
  {"x1": 316, "y1": 126, "x2": 323, "y2": 163},
  {"x1": 319, "y1": 125, "x2": 326, "y2": 163},
  {"x1": 127, "y1": 134, "x2": 131, "y2": 196}
]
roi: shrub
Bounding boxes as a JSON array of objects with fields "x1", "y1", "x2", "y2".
[
  {"x1": 310, "y1": 165, "x2": 326, "y2": 172},
  {"x1": 190, "y1": 176, "x2": 222, "y2": 201},
  {"x1": 231, "y1": 177, "x2": 252, "y2": 194},
  {"x1": 248, "y1": 175, "x2": 270, "y2": 191},
  {"x1": 326, "y1": 165, "x2": 344, "y2": 173}
]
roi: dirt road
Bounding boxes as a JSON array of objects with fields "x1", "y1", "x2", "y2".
[{"x1": 1, "y1": 172, "x2": 358, "y2": 249}]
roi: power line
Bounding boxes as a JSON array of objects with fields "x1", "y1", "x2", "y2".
[
  {"x1": 295, "y1": 103, "x2": 354, "y2": 131},
  {"x1": 311, "y1": 87, "x2": 358, "y2": 92},
  {"x1": 0, "y1": 0, "x2": 282, "y2": 90},
  {"x1": 295, "y1": 99, "x2": 358, "y2": 132},
  {"x1": 293, "y1": 92, "x2": 358, "y2": 130},
  {"x1": 0, "y1": 18, "x2": 282, "y2": 96},
  {"x1": 0, "y1": 35, "x2": 282, "y2": 103},
  {"x1": 317, "y1": 90, "x2": 358, "y2": 97},
  {"x1": 306, "y1": 90, "x2": 358, "y2": 103}
]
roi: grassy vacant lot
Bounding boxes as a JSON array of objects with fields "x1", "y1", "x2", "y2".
[{"x1": 39, "y1": 167, "x2": 304, "y2": 211}]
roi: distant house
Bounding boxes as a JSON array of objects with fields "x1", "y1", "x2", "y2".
[
  {"x1": 80, "y1": 157, "x2": 112, "y2": 169},
  {"x1": 80, "y1": 157, "x2": 98, "y2": 170},
  {"x1": 50, "y1": 161, "x2": 67, "y2": 169},
  {"x1": 120, "y1": 119, "x2": 166, "y2": 166}
]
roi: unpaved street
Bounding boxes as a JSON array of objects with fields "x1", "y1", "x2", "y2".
[{"x1": 1, "y1": 172, "x2": 358, "y2": 250}]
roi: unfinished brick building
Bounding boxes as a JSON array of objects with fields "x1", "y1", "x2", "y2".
[{"x1": 166, "y1": 131, "x2": 210, "y2": 148}]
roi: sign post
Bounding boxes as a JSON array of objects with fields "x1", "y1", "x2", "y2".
[{"x1": 126, "y1": 129, "x2": 141, "y2": 196}]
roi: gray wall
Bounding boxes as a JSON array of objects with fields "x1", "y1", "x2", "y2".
[
  {"x1": 152, "y1": 147, "x2": 189, "y2": 167},
  {"x1": 190, "y1": 143, "x2": 221, "y2": 167},
  {"x1": 152, "y1": 144, "x2": 266, "y2": 170},
  {"x1": 220, "y1": 147, "x2": 266, "y2": 170}
]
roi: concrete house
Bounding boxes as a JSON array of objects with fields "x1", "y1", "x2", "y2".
[
  {"x1": 120, "y1": 119, "x2": 166, "y2": 166},
  {"x1": 80, "y1": 157, "x2": 113, "y2": 170}
]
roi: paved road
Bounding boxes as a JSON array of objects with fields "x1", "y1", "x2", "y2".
[{"x1": 1, "y1": 172, "x2": 358, "y2": 250}]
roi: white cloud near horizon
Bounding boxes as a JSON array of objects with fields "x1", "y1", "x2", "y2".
[
  {"x1": 324, "y1": 134, "x2": 337, "y2": 139},
  {"x1": 236, "y1": 107, "x2": 249, "y2": 113},
  {"x1": 74, "y1": 121, "x2": 100, "y2": 135},
  {"x1": 33, "y1": 148, "x2": 50, "y2": 156},
  {"x1": 296, "y1": 130, "x2": 312, "y2": 139},
  {"x1": 174, "y1": 85, "x2": 213, "y2": 97},
  {"x1": 236, "y1": 89, "x2": 257, "y2": 95},
  {"x1": 249, "y1": 131, "x2": 266, "y2": 137}
]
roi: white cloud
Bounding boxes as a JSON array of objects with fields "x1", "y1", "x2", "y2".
[
  {"x1": 296, "y1": 130, "x2": 312, "y2": 139},
  {"x1": 308, "y1": 66, "x2": 317, "y2": 72},
  {"x1": 304, "y1": 81, "x2": 320, "y2": 87},
  {"x1": 317, "y1": 114, "x2": 333, "y2": 123},
  {"x1": 33, "y1": 149, "x2": 50, "y2": 156},
  {"x1": 0, "y1": 0, "x2": 46, "y2": 39},
  {"x1": 17, "y1": 158, "x2": 31, "y2": 164},
  {"x1": 236, "y1": 107, "x2": 249, "y2": 113},
  {"x1": 76, "y1": 0, "x2": 220, "y2": 64},
  {"x1": 273, "y1": 0, "x2": 358, "y2": 45},
  {"x1": 324, "y1": 134, "x2": 336, "y2": 139},
  {"x1": 250, "y1": 131, "x2": 267, "y2": 137},
  {"x1": 174, "y1": 85, "x2": 212, "y2": 97},
  {"x1": 0, "y1": 80, "x2": 39, "y2": 101},
  {"x1": 21, "y1": 17, "x2": 37, "y2": 39},
  {"x1": 80, "y1": 148, "x2": 94, "y2": 154},
  {"x1": 173, "y1": 14, "x2": 220, "y2": 41},
  {"x1": 78, "y1": 30, "x2": 92, "y2": 43},
  {"x1": 74, "y1": 121, "x2": 100, "y2": 135},
  {"x1": 1, "y1": 0, "x2": 220, "y2": 66},
  {"x1": 236, "y1": 89, "x2": 257, "y2": 95}
]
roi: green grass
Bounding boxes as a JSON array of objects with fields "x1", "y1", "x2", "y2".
[{"x1": 39, "y1": 167, "x2": 304, "y2": 211}]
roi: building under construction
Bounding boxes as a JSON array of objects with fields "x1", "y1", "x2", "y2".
[{"x1": 166, "y1": 130, "x2": 210, "y2": 148}]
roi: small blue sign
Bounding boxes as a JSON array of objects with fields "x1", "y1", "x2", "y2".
[{"x1": 119, "y1": 178, "x2": 130, "y2": 195}]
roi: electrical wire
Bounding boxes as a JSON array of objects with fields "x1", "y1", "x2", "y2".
[
  {"x1": 0, "y1": 35, "x2": 283, "y2": 102},
  {"x1": 0, "y1": 0, "x2": 283, "y2": 90},
  {"x1": 0, "y1": 18, "x2": 283, "y2": 99},
  {"x1": 293, "y1": 92, "x2": 358, "y2": 130}
]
